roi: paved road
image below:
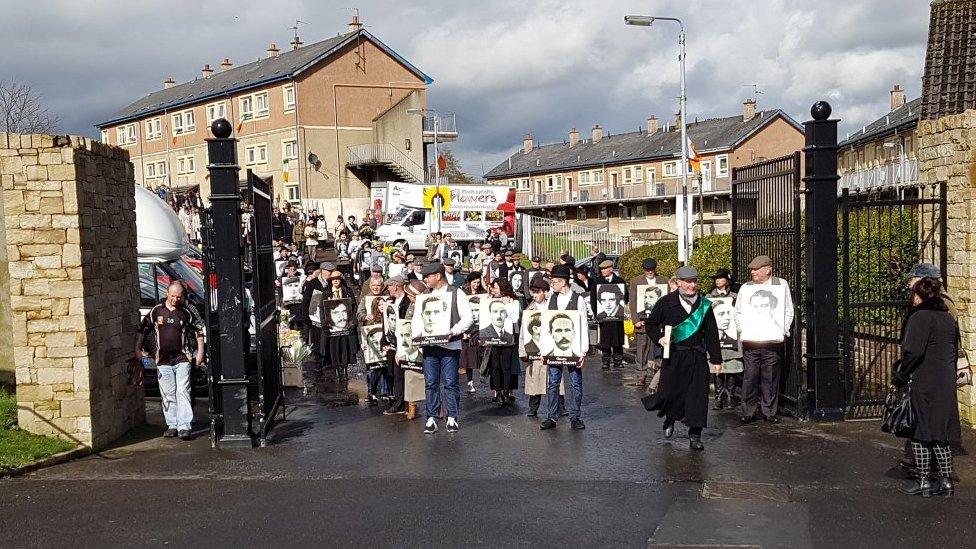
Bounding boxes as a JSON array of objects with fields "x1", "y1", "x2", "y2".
[{"x1": 2, "y1": 360, "x2": 975, "y2": 548}]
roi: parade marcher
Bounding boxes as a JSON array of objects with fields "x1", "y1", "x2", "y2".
[
  {"x1": 355, "y1": 241, "x2": 375, "y2": 283},
  {"x1": 629, "y1": 258, "x2": 669, "y2": 390},
  {"x1": 460, "y1": 272, "x2": 486, "y2": 394},
  {"x1": 444, "y1": 258, "x2": 465, "y2": 288},
  {"x1": 896, "y1": 277, "x2": 961, "y2": 497},
  {"x1": 644, "y1": 266, "x2": 723, "y2": 450},
  {"x1": 541, "y1": 264, "x2": 590, "y2": 430},
  {"x1": 383, "y1": 276, "x2": 409, "y2": 415},
  {"x1": 134, "y1": 281, "x2": 205, "y2": 440},
  {"x1": 735, "y1": 255, "x2": 795, "y2": 425},
  {"x1": 521, "y1": 278, "x2": 566, "y2": 418},
  {"x1": 419, "y1": 262, "x2": 474, "y2": 434},
  {"x1": 406, "y1": 259, "x2": 423, "y2": 282},
  {"x1": 304, "y1": 216, "x2": 319, "y2": 258},
  {"x1": 280, "y1": 260, "x2": 303, "y2": 328},
  {"x1": 321, "y1": 271, "x2": 359, "y2": 381},
  {"x1": 399, "y1": 280, "x2": 429, "y2": 420},
  {"x1": 358, "y1": 276, "x2": 389, "y2": 405},
  {"x1": 293, "y1": 217, "x2": 306, "y2": 253},
  {"x1": 707, "y1": 268, "x2": 742, "y2": 409},
  {"x1": 299, "y1": 262, "x2": 329, "y2": 370},
  {"x1": 485, "y1": 278, "x2": 522, "y2": 406},
  {"x1": 591, "y1": 259, "x2": 628, "y2": 371}
]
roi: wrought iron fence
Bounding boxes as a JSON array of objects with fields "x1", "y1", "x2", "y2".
[{"x1": 518, "y1": 214, "x2": 637, "y2": 262}]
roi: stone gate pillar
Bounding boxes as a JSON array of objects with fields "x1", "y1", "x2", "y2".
[{"x1": 0, "y1": 133, "x2": 143, "y2": 449}]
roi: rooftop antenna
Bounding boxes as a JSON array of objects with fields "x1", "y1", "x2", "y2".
[
  {"x1": 290, "y1": 19, "x2": 308, "y2": 43},
  {"x1": 742, "y1": 83, "x2": 764, "y2": 107}
]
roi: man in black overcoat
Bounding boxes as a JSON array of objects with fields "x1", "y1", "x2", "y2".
[{"x1": 644, "y1": 266, "x2": 723, "y2": 450}]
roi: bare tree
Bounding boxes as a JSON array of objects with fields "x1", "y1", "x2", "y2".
[{"x1": 0, "y1": 80, "x2": 62, "y2": 134}]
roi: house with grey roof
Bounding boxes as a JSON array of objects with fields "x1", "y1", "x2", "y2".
[
  {"x1": 484, "y1": 101, "x2": 803, "y2": 240},
  {"x1": 838, "y1": 85, "x2": 920, "y2": 190}
]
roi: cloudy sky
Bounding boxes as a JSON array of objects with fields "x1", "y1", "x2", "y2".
[{"x1": 1, "y1": 0, "x2": 929, "y2": 177}]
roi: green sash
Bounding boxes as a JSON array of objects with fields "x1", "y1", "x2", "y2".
[{"x1": 671, "y1": 296, "x2": 712, "y2": 344}]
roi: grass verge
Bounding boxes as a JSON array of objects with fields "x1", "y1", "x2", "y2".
[{"x1": 0, "y1": 388, "x2": 75, "y2": 473}]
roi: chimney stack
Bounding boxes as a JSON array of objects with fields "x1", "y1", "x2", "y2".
[
  {"x1": 523, "y1": 133, "x2": 534, "y2": 153},
  {"x1": 267, "y1": 42, "x2": 280, "y2": 58},
  {"x1": 163, "y1": 77, "x2": 176, "y2": 89},
  {"x1": 348, "y1": 13, "x2": 363, "y2": 33},
  {"x1": 743, "y1": 99, "x2": 757, "y2": 122},
  {"x1": 569, "y1": 127, "x2": 580, "y2": 147},
  {"x1": 646, "y1": 115, "x2": 659, "y2": 134},
  {"x1": 890, "y1": 84, "x2": 905, "y2": 110},
  {"x1": 674, "y1": 112, "x2": 682, "y2": 129},
  {"x1": 291, "y1": 36, "x2": 303, "y2": 50},
  {"x1": 220, "y1": 58, "x2": 233, "y2": 72},
  {"x1": 201, "y1": 64, "x2": 214, "y2": 78},
  {"x1": 592, "y1": 124, "x2": 603, "y2": 143}
]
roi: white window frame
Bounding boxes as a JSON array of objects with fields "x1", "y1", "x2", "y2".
[
  {"x1": 240, "y1": 96, "x2": 254, "y2": 119},
  {"x1": 518, "y1": 178, "x2": 530, "y2": 191},
  {"x1": 145, "y1": 160, "x2": 167, "y2": 179},
  {"x1": 634, "y1": 164, "x2": 643, "y2": 183},
  {"x1": 663, "y1": 161, "x2": 678, "y2": 178},
  {"x1": 117, "y1": 124, "x2": 136, "y2": 146},
  {"x1": 100, "y1": 130, "x2": 108, "y2": 143},
  {"x1": 145, "y1": 117, "x2": 162, "y2": 141},
  {"x1": 145, "y1": 162, "x2": 155, "y2": 178},
  {"x1": 206, "y1": 101, "x2": 226, "y2": 124},
  {"x1": 593, "y1": 170, "x2": 603, "y2": 184},
  {"x1": 177, "y1": 155, "x2": 195, "y2": 175},
  {"x1": 282, "y1": 139, "x2": 299, "y2": 161},
  {"x1": 546, "y1": 174, "x2": 563, "y2": 192},
  {"x1": 716, "y1": 154, "x2": 729, "y2": 178},
  {"x1": 647, "y1": 167, "x2": 656, "y2": 186},
  {"x1": 254, "y1": 91, "x2": 269, "y2": 118},
  {"x1": 285, "y1": 183, "x2": 301, "y2": 202},
  {"x1": 579, "y1": 171, "x2": 590, "y2": 186},
  {"x1": 283, "y1": 85, "x2": 296, "y2": 111},
  {"x1": 623, "y1": 167, "x2": 633, "y2": 184},
  {"x1": 245, "y1": 143, "x2": 268, "y2": 166},
  {"x1": 171, "y1": 110, "x2": 195, "y2": 136}
]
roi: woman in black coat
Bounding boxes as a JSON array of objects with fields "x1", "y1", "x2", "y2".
[{"x1": 895, "y1": 277, "x2": 961, "y2": 497}]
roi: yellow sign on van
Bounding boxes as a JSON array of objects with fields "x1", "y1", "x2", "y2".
[{"x1": 423, "y1": 186, "x2": 451, "y2": 211}]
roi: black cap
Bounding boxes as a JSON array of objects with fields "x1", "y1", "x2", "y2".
[
  {"x1": 532, "y1": 256, "x2": 541, "y2": 262},
  {"x1": 642, "y1": 258, "x2": 658, "y2": 271},
  {"x1": 550, "y1": 264, "x2": 572, "y2": 280},
  {"x1": 711, "y1": 268, "x2": 732, "y2": 281},
  {"x1": 420, "y1": 261, "x2": 445, "y2": 276},
  {"x1": 530, "y1": 278, "x2": 550, "y2": 292}
]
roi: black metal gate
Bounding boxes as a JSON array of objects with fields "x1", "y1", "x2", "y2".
[
  {"x1": 731, "y1": 152, "x2": 804, "y2": 417},
  {"x1": 839, "y1": 181, "x2": 947, "y2": 419}
]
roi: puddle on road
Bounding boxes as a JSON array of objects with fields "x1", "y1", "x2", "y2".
[{"x1": 701, "y1": 480, "x2": 793, "y2": 503}]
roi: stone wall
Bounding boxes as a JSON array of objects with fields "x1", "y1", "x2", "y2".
[
  {"x1": 916, "y1": 113, "x2": 976, "y2": 426},
  {"x1": 1, "y1": 133, "x2": 143, "y2": 448}
]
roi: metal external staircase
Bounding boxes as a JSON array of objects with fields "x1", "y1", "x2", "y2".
[{"x1": 347, "y1": 143, "x2": 425, "y2": 183}]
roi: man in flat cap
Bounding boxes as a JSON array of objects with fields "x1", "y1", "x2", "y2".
[
  {"x1": 541, "y1": 264, "x2": 591, "y2": 430},
  {"x1": 734, "y1": 255, "x2": 795, "y2": 425},
  {"x1": 644, "y1": 266, "x2": 723, "y2": 450},
  {"x1": 629, "y1": 258, "x2": 670, "y2": 390},
  {"x1": 406, "y1": 259, "x2": 423, "y2": 282},
  {"x1": 591, "y1": 259, "x2": 628, "y2": 371}
]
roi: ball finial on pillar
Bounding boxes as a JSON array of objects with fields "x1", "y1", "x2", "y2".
[
  {"x1": 810, "y1": 101, "x2": 832, "y2": 121},
  {"x1": 211, "y1": 118, "x2": 232, "y2": 138}
]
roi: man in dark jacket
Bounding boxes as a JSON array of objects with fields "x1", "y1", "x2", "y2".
[
  {"x1": 629, "y1": 258, "x2": 669, "y2": 389},
  {"x1": 591, "y1": 259, "x2": 628, "y2": 370},
  {"x1": 644, "y1": 266, "x2": 723, "y2": 450}
]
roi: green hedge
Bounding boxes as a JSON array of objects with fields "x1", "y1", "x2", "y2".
[{"x1": 620, "y1": 234, "x2": 731, "y2": 293}]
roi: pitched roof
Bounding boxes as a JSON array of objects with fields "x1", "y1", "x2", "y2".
[
  {"x1": 484, "y1": 110, "x2": 801, "y2": 180},
  {"x1": 97, "y1": 30, "x2": 432, "y2": 128},
  {"x1": 922, "y1": 0, "x2": 976, "y2": 119},
  {"x1": 839, "y1": 97, "x2": 921, "y2": 148}
]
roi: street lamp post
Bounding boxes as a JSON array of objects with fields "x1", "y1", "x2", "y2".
[
  {"x1": 408, "y1": 108, "x2": 443, "y2": 232},
  {"x1": 625, "y1": 15, "x2": 692, "y2": 262}
]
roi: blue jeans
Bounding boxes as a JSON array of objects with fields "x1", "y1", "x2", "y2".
[
  {"x1": 423, "y1": 346, "x2": 461, "y2": 419},
  {"x1": 548, "y1": 366, "x2": 582, "y2": 421},
  {"x1": 157, "y1": 361, "x2": 193, "y2": 431}
]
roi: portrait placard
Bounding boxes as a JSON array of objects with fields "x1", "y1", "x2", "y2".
[
  {"x1": 710, "y1": 296, "x2": 738, "y2": 350},
  {"x1": 595, "y1": 283, "x2": 626, "y2": 322},
  {"x1": 446, "y1": 250, "x2": 463, "y2": 266},
  {"x1": 521, "y1": 309, "x2": 544, "y2": 360},
  {"x1": 308, "y1": 289, "x2": 323, "y2": 327},
  {"x1": 371, "y1": 252, "x2": 389, "y2": 273},
  {"x1": 395, "y1": 318, "x2": 423, "y2": 365},
  {"x1": 412, "y1": 292, "x2": 454, "y2": 345},
  {"x1": 281, "y1": 276, "x2": 302, "y2": 305},
  {"x1": 361, "y1": 324, "x2": 385, "y2": 365},
  {"x1": 636, "y1": 284, "x2": 668, "y2": 319},
  {"x1": 509, "y1": 270, "x2": 526, "y2": 296},
  {"x1": 321, "y1": 298, "x2": 356, "y2": 335},
  {"x1": 737, "y1": 284, "x2": 788, "y2": 341},
  {"x1": 540, "y1": 309, "x2": 585, "y2": 367},
  {"x1": 478, "y1": 297, "x2": 516, "y2": 346},
  {"x1": 387, "y1": 263, "x2": 405, "y2": 278}
]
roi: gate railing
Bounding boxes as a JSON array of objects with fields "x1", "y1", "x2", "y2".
[{"x1": 518, "y1": 214, "x2": 637, "y2": 262}]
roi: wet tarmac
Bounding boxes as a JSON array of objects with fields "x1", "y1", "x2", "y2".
[{"x1": 2, "y1": 357, "x2": 975, "y2": 548}]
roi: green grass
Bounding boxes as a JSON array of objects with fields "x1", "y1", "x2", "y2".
[{"x1": 0, "y1": 388, "x2": 74, "y2": 473}]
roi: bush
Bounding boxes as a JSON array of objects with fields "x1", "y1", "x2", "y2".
[{"x1": 620, "y1": 234, "x2": 732, "y2": 293}]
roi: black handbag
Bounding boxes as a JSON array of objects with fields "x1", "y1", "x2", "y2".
[{"x1": 881, "y1": 383, "x2": 915, "y2": 438}]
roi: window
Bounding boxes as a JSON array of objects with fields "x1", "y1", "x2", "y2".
[
  {"x1": 712, "y1": 197, "x2": 730, "y2": 214},
  {"x1": 623, "y1": 167, "x2": 633, "y2": 184},
  {"x1": 556, "y1": 210, "x2": 566, "y2": 222},
  {"x1": 144, "y1": 160, "x2": 167, "y2": 178},
  {"x1": 593, "y1": 170, "x2": 603, "y2": 184},
  {"x1": 206, "y1": 102, "x2": 226, "y2": 124},
  {"x1": 254, "y1": 92, "x2": 269, "y2": 118},
  {"x1": 663, "y1": 161, "x2": 678, "y2": 178},
  {"x1": 598, "y1": 206, "x2": 608, "y2": 220},
  {"x1": 145, "y1": 117, "x2": 162, "y2": 141},
  {"x1": 518, "y1": 178, "x2": 530, "y2": 191},
  {"x1": 661, "y1": 200, "x2": 671, "y2": 217},
  {"x1": 283, "y1": 85, "x2": 296, "y2": 111},
  {"x1": 240, "y1": 96, "x2": 254, "y2": 119},
  {"x1": 546, "y1": 174, "x2": 562, "y2": 192},
  {"x1": 177, "y1": 155, "x2": 195, "y2": 175},
  {"x1": 285, "y1": 184, "x2": 300, "y2": 202},
  {"x1": 634, "y1": 164, "x2": 643, "y2": 183},
  {"x1": 579, "y1": 171, "x2": 590, "y2": 185},
  {"x1": 245, "y1": 143, "x2": 268, "y2": 165},
  {"x1": 716, "y1": 154, "x2": 729, "y2": 177},
  {"x1": 577, "y1": 208, "x2": 587, "y2": 221},
  {"x1": 117, "y1": 124, "x2": 136, "y2": 146},
  {"x1": 172, "y1": 110, "x2": 195, "y2": 136},
  {"x1": 282, "y1": 139, "x2": 299, "y2": 161},
  {"x1": 100, "y1": 130, "x2": 108, "y2": 143},
  {"x1": 647, "y1": 167, "x2": 656, "y2": 185},
  {"x1": 635, "y1": 204, "x2": 646, "y2": 219}
]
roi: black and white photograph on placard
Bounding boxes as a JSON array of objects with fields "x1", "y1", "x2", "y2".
[
  {"x1": 509, "y1": 271, "x2": 525, "y2": 295},
  {"x1": 595, "y1": 283, "x2": 626, "y2": 322},
  {"x1": 446, "y1": 250, "x2": 463, "y2": 265},
  {"x1": 372, "y1": 253, "x2": 389, "y2": 273},
  {"x1": 466, "y1": 294, "x2": 483, "y2": 324},
  {"x1": 540, "y1": 310, "x2": 584, "y2": 367},
  {"x1": 359, "y1": 249, "x2": 373, "y2": 270},
  {"x1": 308, "y1": 290, "x2": 324, "y2": 327},
  {"x1": 281, "y1": 276, "x2": 302, "y2": 305},
  {"x1": 388, "y1": 263, "x2": 405, "y2": 278},
  {"x1": 395, "y1": 319, "x2": 422, "y2": 365},
  {"x1": 361, "y1": 324, "x2": 385, "y2": 365},
  {"x1": 521, "y1": 309, "x2": 543, "y2": 360},
  {"x1": 478, "y1": 297, "x2": 515, "y2": 345},
  {"x1": 412, "y1": 292, "x2": 453, "y2": 345},
  {"x1": 710, "y1": 296, "x2": 738, "y2": 349},
  {"x1": 636, "y1": 284, "x2": 668, "y2": 320},
  {"x1": 736, "y1": 284, "x2": 788, "y2": 341},
  {"x1": 321, "y1": 298, "x2": 356, "y2": 335},
  {"x1": 382, "y1": 301, "x2": 398, "y2": 337}
]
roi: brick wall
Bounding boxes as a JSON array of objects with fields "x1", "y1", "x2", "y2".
[{"x1": 1, "y1": 133, "x2": 143, "y2": 448}]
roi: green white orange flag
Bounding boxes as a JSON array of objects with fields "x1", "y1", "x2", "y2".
[
  {"x1": 687, "y1": 138, "x2": 701, "y2": 173},
  {"x1": 236, "y1": 112, "x2": 253, "y2": 133}
]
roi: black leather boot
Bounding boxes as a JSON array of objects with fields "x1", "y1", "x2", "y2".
[
  {"x1": 934, "y1": 476, "x2": 954, "y2": 497},
  {"x1": 899, "y1": 477, "x2": 935, "y2": 496},
  {"x1": 689, "y1": 434, "x2": 704, "y2": 451},
  {"x1": 663, "y1": 419, "x2": 675, "y2": 439}
]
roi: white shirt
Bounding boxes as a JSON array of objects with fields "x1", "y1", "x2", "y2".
[{"x1": 430, "y1": 283, "x2": 473, "y2": 351}]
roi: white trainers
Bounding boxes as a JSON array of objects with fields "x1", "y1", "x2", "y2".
[
  {"x1": 467, "y1": 381, "x2": 476, "y2": 394},
  {"x1": 424, "y1": 417, "x2": 438, "y2": 434},
  {"x1": 446, "y1": 417, "x2": 459, "y2": 432}
]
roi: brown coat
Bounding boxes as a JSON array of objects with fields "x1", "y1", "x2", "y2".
[{"x1": 629, "y1": 274, "x2": 669, "y2": 332}]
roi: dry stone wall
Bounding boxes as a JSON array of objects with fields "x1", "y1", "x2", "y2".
[{"x1": 1, "y1": 133, "x2": 143, "y2": 448}]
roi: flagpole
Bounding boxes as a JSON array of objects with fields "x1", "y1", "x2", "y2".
[{"x1": 678, "y1": 24, "x2": 691, "y2": 263}]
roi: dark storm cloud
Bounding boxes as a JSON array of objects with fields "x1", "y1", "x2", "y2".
[{"x1": 0, "y1": 1, "x2": 929, "y2": 177}]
